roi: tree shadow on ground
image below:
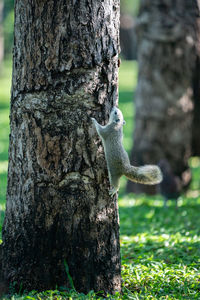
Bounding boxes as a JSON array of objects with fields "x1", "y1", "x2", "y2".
[
  {"x1": 119, "y1": 200, "x2": 200, "y2": 236},
  {"x1": 121, "y1": 236, "x2": 200, "y2": 266},
  {"x1": 119, "y1": 199, "x2": 200, "y2": 266}
]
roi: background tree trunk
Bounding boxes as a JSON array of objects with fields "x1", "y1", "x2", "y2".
[
  {"x1": 127, "y1": 0, "x2": 199, "y2": 194},
  {"x1": 120, "y1": 14, "x2": 137, "y2": 60},
  {"x1": 2, "y1": 0, "x2": 121, "y2": 294},
  {"x1": 192, "y1": 54, "x2": 200, "y2": 156}
]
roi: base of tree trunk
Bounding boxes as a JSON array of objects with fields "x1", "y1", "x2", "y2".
[{"x1": 0, "y1": 245, "x2": 8, "y2": 297}]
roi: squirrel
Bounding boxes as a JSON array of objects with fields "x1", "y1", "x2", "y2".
[{"x1": 91, "y1": 106, "x2": 163, "y2": 196}]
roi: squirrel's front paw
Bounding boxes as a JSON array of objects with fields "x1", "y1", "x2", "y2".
[{"x1": 91, "y1": 117, "x2": 96, "y2": 124}]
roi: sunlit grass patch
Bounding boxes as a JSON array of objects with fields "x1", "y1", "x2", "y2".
[
  {"x1": 0, "y1": 59, "x2": 10, "y2": 166},
  {"x1": 189, "y1": 157, "x2": 200, "y2": 193},
  {"x1": 119, "y1": 60, "x2": 138, "y2": 92},
  {"x1": 122, "y1": 262, "x2": 200, "y2": 299},
  {"x1": 0, "y1": 60, "x2": 12, "y2": 107},
  {"x1": 0, "y1": 161, "x2": 8, "y2": 174}
]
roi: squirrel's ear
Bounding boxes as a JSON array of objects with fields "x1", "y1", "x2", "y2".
[{"x1": 123, "y1": 120, "x2": 126, "y2": 125}]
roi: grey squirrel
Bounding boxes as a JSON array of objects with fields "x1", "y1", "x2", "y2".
[{"x1": 91, "y1": 106, "x2": 163, "y2": 196}]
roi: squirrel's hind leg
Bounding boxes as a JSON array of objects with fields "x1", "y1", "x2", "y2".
[{"x1": 108, "y1": 173, "x2": 120, "y2": 197}]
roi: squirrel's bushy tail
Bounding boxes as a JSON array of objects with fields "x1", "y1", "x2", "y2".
[{"x1": 124, "y1": 165, "x2": 163, "y2": 185}]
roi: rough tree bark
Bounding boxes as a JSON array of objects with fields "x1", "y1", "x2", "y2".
[
  {"x1": 127, "y1": 0, "x2": 199, "y2": 194},
  {"x1": 1, "y1": 0, "x2": 121, "y2": 294}
]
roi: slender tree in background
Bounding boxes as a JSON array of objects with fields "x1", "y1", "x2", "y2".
[
  {"x1": 0, "y1": 0, "x2": 4, "y2": 67},
  {"x1": 127, "y1": 0, "x2": 200, "y2": 194},
  {"x1": 1, "y1": 0, "x2": 121, "y2": 294},
  {"x1": 120, "y1": 0, "x2": 139, "y2": 60},
  {"x1": 192, "y1": 50, "x2": 200, "y2": 156}
]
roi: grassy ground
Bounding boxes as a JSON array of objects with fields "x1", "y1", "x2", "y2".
[{"x1": 0, "y1": 60, "x2": 200, "y2": 299}]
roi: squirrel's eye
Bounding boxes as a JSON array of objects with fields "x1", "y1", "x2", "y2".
[{"x1": 114, "y1": 111, "x2": 117, "y2": 115}]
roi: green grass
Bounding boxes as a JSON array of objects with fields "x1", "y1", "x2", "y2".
[
  {"x1": 1, "y1": 60, "x2": 200, "y2": 299},
  {"x1": 0, "y1": 60, "x2": 11, "y2": 235},
  {"x1": 120, "y1": 194, "x2": 200, "y2": 299},
  {"x1": 119, "y1": 60, "x2": 137, "y2": 153}
]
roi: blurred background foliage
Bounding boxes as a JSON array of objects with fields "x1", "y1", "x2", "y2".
[
  {"x1": 1, "y1": 0, "x2": 14, "y2": 59},
  {"x1": 3, "y1": 9, "x2": 14, "y2": 57}
]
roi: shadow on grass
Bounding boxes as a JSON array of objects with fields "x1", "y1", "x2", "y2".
[
  {"x1": 121, "y1": 236, "x2": 200, "y2": 266},
  {"x1": 120, "y1": 202, "x2": 200, "y2": 236},
  {"x1": 119, "y1": 199, "x2": 200, "y2": 267}
]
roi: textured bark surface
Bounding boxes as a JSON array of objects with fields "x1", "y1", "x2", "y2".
[
  {"x1": 127, "y1": 0, "x2": 199, "y2": 194},
  {"x1": 2, "y1": 0, "x2": 121, "y2": 294}
]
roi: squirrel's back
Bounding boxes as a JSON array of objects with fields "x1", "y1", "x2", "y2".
[{"x1": 103, "y1": 125, "x2": 129, "y2": 175}]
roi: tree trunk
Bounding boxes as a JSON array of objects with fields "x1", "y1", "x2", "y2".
[
  {"x1": 127, "y1": 0, "x2": 199, "y2": 194},
  {"x1": 2, "y1": 0, "x2": 121, "y2": 294}
]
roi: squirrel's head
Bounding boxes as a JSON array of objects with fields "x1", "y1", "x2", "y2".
[{"x1": 109, "y1": 106, "x2": 126, "y2": 126}]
